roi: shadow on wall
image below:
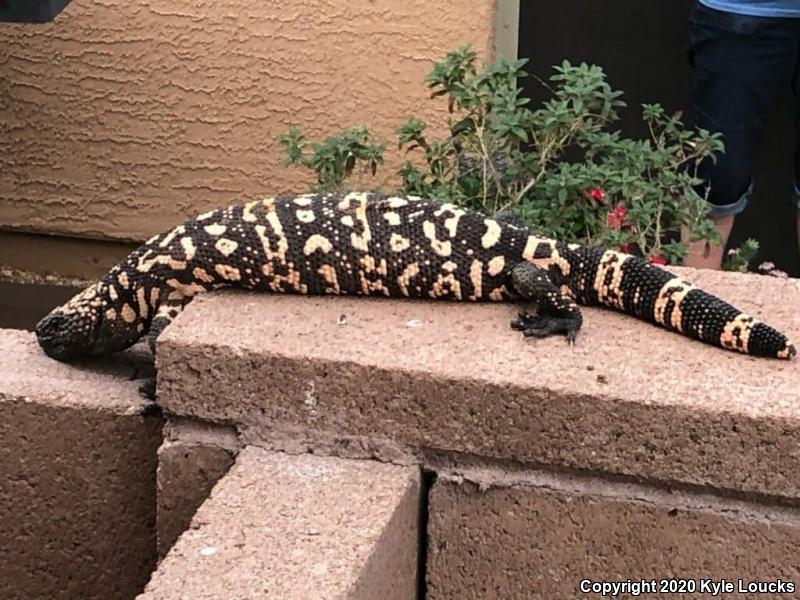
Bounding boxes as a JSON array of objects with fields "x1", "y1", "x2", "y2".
[
  {"x1": 0, "y1": 0, "x2": 74, "y2": 22},
  {"x1": 0, "y1": 283, "x2": 82, "y2": 331},
  {"x1": 519, "y1": 0, "x2": 800, "y2": 276}
]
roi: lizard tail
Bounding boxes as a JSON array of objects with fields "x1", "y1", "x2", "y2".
[{"x1": 569, "y1": 246, "x2": 796, "y2": 359}]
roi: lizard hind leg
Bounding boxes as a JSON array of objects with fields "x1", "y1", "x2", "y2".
[{"x1": 509, "y1": 262, "x2": 583, "y2": 344}]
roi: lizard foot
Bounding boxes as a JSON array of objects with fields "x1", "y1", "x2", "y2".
[
  {"x1": 138, "y1": 378, "x2": 157, "y2": 401},
  {"x1": 511, "y1": 312, "x2": 580, "y2": 345},
  {"x1": 511, "y1": 311, "x2": 546, "y2": 331},
  {"x1": 139, "y1": 400, "x2": 162, "y2": 417},
  {"x1": 137, "y1": 377, "x2": 161, "y2": 416}
]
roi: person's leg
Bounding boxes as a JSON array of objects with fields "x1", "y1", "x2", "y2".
[
  {"x1": 795, "y1": 183, "x2": 800, "y2": 267},
  {"x1": 792, "y1": 32, "x2": 800, "y2": 258},
  {"x1": 684, "y1": 2, "x2": 799, "y2": 268}
]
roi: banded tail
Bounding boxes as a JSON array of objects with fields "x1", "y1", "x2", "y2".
[{"x1": 568, "y1": 246, "x2": 796, "y2": 359}]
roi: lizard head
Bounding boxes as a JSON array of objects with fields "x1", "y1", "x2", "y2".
[{"x1": 36, "y1": 279, "x2": 144, "y2": 360}]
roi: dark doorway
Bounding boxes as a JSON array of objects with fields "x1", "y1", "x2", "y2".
[{"x1": 518, "y1": 0, "x2": 800, "y2": 276}]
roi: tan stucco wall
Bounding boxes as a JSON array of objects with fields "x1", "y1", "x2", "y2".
[{"x1": 0, "y1": 0, "x2": 496, "y2": 242}]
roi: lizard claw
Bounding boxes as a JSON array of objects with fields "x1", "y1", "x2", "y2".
[
  {"x1": 522, "y1": 327, "x2": 545, "y2": 338},
  {"x1": 513, "y1": 314, "x2": 582, "y2": 343},
  {"x1": 511, "y1": 312, "x2": 548, "y2": 332}
]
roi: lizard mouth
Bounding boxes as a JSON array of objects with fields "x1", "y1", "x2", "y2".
[
  {"x1": 38, "y1": 340, "x2": 79, "y2": 361},
  {"x1": 36, "y1": 334, "x2": 81, "y2": 361}
]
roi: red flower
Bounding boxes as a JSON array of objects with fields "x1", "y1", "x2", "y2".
[
  {"x1": 606, "y1": 205, "x2": 628, "y2": 230},
  {"x1": 618, "y1": 242, "x2": 635, "y2": 253},
  {"x1": 582, "y1": 187, "x2": 607, "y2": 203},
  {"x1": 648, "y1": 255, "x2": 667, "y2": 265}
]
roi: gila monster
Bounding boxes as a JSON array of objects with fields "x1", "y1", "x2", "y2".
[{"x1": 35, "y1": 192, "x2": 796, "y2": 361}]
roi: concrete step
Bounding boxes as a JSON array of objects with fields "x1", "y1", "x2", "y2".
[
  {"x1": 149, "y1": 267, "x2": 800, "y2": 596},
  {"x1": 427, "y1": 463, "x2": 800, "y2": 599},
  {"x1": 156, "y1": 417, "x2": 240, "y2": 558},
  {"x1": 0, "y1": 330, "x2": 160, "y2": 600},
  {"x1": 155, "y1": 267, "x2": 800, "y2": 498},
  {"x1": 139, "y1": 446, "x2": 420, "y2": 600}
]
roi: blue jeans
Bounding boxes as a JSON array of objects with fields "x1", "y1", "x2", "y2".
[{"x1": 689, "y1": 1, "x2": 800, "y2": 217}]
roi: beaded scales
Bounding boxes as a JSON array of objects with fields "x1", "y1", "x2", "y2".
[{"x1": 35, "y1": 193, "x2": 796, "y2": 361}]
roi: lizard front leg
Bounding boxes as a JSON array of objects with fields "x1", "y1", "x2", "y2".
[
  {"x1": 146, "y1": 299, "x2": 186, "y2": 353},
  {"x1": 137, "y1": 299, "x2": 186, "y2": 401},
  {"x1": 509, "y1": 262, "x2": 583, "y2": 344}
]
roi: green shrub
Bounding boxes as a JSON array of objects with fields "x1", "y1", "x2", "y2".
[
  {"x1": 280, "y1": 46, "x2": 730, "y2": 266},
  {"x1": 722, "y1": 238, "x2": 759, "y2": 273},
  {"x1": 279, "y1": 126, "x2": 384, "y2": 194}
]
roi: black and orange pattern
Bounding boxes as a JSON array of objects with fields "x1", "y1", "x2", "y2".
[{"x1": 35, "y1": 193, "x2": 796, "y2": 361}]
